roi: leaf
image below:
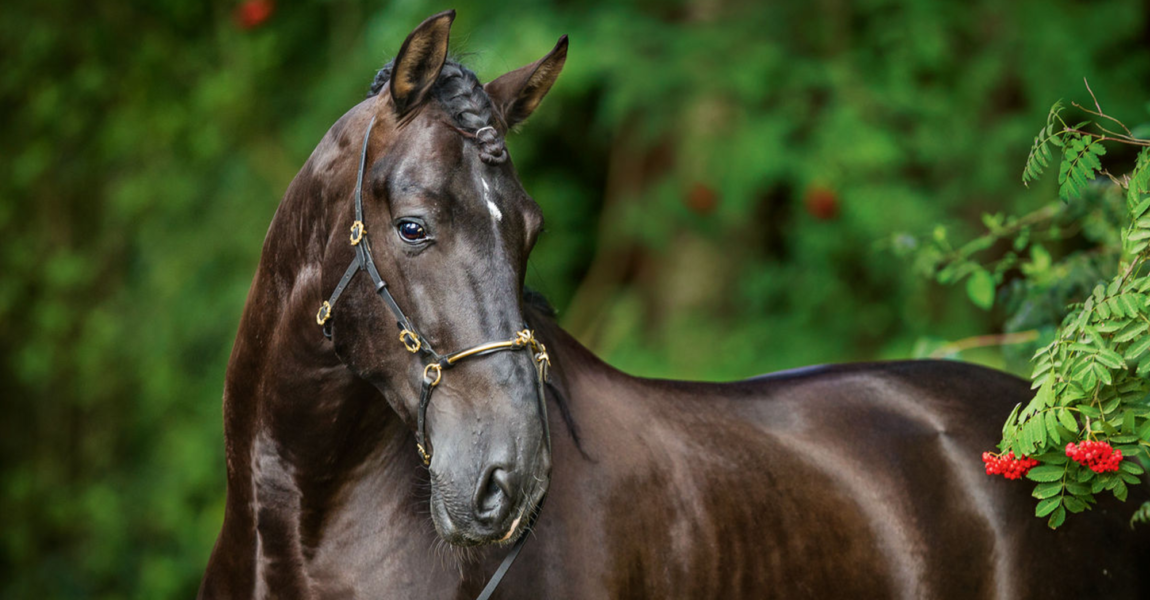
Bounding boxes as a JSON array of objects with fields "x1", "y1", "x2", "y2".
[
  {"x1": 1115, "y1": 480, "x2": 1129, "y2": 502},
  {"x1": 1003, "y1": 403, "x2": 1021, "y2": 438},
  {"x1": 966, "y1": 268, "x2": 996, "y2": 310},
  {"x1": 1036, "y1": 496, "x2": 1061, "y2": 517},
  {"x1": 1036, "y1": 377, "x2": 1055, "y2": 408},
  {"x1": 1048, "y1": 505, "x2": 1067, "y2": 529},
  {"x1": 1120, "y1": 460, "x2": 1145, "y2": 475},
  {"x1": 1114, "y1": 321, "x2": 1148, "y2": 343},
  {"x1": 1064, "y1": 495, "x2": 1088, "y2": 513},
  {"x1": 1069, "y1": 342, "x2": 1098, "y2": 355},
  {"x1": 1066, "y1": 482, "x2": 1092, "y2": 496},
  {"x1": 1125, "y1": 335, "x2": 1150, "y2": 361},
  {"x1": 1027, "y1": 416, "x2": 1048, "y2": 451},
  {"x1": 1118, "y1": 295, "x2": 1141, "y2": 318},
  {"x1": 1129, "y1": 229, "x2": 1150, "y2": 241},
  {"x1": 1045, "y1": 410, "x2": 1063, "y2": 445},
  {"x1": 1079, "y1": 405, "x2": 1102, "y2": 418},
  {"x1": 1033, "y1": 481, "x2": 1063, "y2": 499},
  {"x1": 1027, "y1": 465, "x2": 1066, "y2": 482},
  {"x1": 1058, "y1": 408, "x2": 1079, "y2": 433},
  {"x1": 1133, "y1": 197, "x2": 1150, "y2": 220},
  {"x1": 1096, "y1": 349, "x2": 1125, "y2": 371},
  {"x1": 1128, "y1": 149, "x2": 1150, "y2": 207},
  {"x1": 1035, "y1": 450, "x2": 1069, "y2": 465}
]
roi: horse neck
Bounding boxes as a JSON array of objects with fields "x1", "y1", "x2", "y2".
[{"x1": 217, "y1": 158, "x2": 426, "y2": 567}]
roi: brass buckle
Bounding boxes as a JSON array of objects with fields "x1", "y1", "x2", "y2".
[
  {"x1": 400, "y1": 329, "x2": 421, "y2": 353},
  {"x1": 416, "y1": 443, "x2": 431, "y2": 465},
  {"x1": 423, "y1": 363, "x2": 443, "y2": 387},
  {"x1": 316, "y1": 301, "x2": 332, "y2": 325},
  {"x1": 535, "y1": 343, "x2": 551, "y2": 368},
  {"x1": 514, "y1": 329, "x2": 534, "y2": 347},
  {"x1": 349, "y1": 221, "x2": 365, "y2": 245}
]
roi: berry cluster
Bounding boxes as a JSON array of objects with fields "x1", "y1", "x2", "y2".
[
  {"x1": 982, "y1": 451, "x2": 1039, "y2": 480},
  {"x1": 1066, "y1": 440, "x2": 1123, "y2": 473}
]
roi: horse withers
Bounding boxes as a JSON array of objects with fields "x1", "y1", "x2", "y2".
[{"x1": 199, "y1": 10, "x2": 1150, "y2": 599}]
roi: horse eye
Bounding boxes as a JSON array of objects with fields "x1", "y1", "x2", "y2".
[{"x1": 396, "y1": 220, "x2": 427, "y2": 243}]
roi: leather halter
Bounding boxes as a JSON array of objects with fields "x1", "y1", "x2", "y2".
[{"x1": 316, "y1": 115, "x2": 551, "y2": 599}]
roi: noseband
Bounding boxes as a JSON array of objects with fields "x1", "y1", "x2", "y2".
[{"x1": 315, "y1": 116, "x2": 551, "y2": 599}]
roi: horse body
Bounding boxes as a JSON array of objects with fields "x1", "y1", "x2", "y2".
[
  {"x1": 203, "y1": 298, "x2": 1149, "y2": 599},
  {"x1": 199, "y1": 11, "x2": 1149, "y2": 599},
  {"x1": 489, "y1": 320, "x2": 1147, "y2": 600}
]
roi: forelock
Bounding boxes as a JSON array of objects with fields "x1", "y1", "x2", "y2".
[{"x1": 368, "y1": 59, "x2": 508, "y2": 164}]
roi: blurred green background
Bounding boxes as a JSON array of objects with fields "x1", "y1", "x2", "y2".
[{"x1": 4, "y1": 0, "x2": 1150, "y2": 597}]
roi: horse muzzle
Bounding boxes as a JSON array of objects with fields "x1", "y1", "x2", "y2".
[{"x1": 430, "y1": 451, "x2": 550, "y2": 547}]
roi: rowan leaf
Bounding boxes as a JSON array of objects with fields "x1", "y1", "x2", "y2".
[
  {"x1": 1036, "y1": 496, "x2": 1061, "y2": 517},
  {"x1": 1027, "y1": 465, "x2": 1066, "y2": 482}
]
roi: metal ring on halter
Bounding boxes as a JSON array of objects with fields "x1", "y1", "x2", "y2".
[
  {"x1": 316, "y1": 301, "x2": 332, "y2": 325},
  {"x1": 400, "y1": 329, "x2": 421, "y2": 353},
  {"x1": 475, "y1": 126, "x2": 496, "y2": 138},
  {"x1": 423, "y1": 363, "x2": 443, "y2": 387},
  {"x1": 349, "y1": 221, "x2": 365, "y2": 245}
]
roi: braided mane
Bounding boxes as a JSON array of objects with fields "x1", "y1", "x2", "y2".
[{"x1": 369, "y1": 59, "x2": 508, "y2": 165}]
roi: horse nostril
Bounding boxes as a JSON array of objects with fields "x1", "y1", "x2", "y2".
[{"x1": 474, "y1": 466, "x2": 515, "y2": 524}]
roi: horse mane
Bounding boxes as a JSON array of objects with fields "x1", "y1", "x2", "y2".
[
  {"x1": 523, "y1": 288, "x2": 557, "y2": 319},
  {"x1": 368, "y1": 59, "x2": 508, "y2": 164}
]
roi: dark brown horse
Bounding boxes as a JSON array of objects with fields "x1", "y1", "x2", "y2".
[{"x1": 199, "y1": 11, "x2": 1150, "y2": 599}]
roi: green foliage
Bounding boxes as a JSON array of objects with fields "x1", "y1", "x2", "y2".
[
  {"x1": 1022, "y1": 101, "x2": 1065, "y2": 187},
  {"x1": 904, "y1": 84, "x2": 1150, "y2": 528},
  {"x1": 1058, "y1": 134, "x2": 1107, "y2": 200}
]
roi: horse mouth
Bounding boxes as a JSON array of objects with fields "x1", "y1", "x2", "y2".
[
  {"x1": 498, "y1": 513, "x2": 523, "y2": 543},
  {"x1": 431, "y1": 485, "x2": 545, "y2": 548}
]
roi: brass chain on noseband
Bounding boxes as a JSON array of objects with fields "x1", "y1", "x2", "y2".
[{"x1": 314, "y1": 116, "x2": 551, "y2": 600}]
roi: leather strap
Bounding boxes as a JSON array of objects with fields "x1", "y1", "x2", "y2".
[{"x1": 476, "y1": 492, "x2": 546, "y2": 600}]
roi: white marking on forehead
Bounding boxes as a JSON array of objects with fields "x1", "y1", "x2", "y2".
[{"x1": 481, "y1": 177, "x2": 503, "y2": 222}]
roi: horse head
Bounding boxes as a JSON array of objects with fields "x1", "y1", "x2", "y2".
[{"x1": 310, "y1": 10, "x2": 567, "y2": 547}]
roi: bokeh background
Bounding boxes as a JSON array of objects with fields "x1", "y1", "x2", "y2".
[{"x1": 4, "y1": 0, "x2": 1150, "y2": 597}]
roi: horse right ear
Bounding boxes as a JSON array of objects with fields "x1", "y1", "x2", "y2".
[{"x1": 389, "y1": 10, "x2": 455, "y2": 115}]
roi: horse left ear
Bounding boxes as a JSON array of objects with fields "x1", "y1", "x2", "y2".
[
  {"x1": 390, "y1": 10, "x2": 455, "y2": 116},
  {"x1": 484, "y1": 35, "x2": 568, "y2": 129}
]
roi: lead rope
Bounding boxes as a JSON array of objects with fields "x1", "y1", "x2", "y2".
[{"x1": 316, "y1": 115, "x2": 552, "y2": 599}]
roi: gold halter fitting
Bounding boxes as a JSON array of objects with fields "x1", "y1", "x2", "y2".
[
  {"x1": 423, "y1": 362, "x2": 443, "y2": 387},
  {"x1": 316, "y1": 301, "x2": 333, "y2": 325},
  {"x1": 349, "y1": 221, "x2": 365, "y2": 245},
  {"x1": 400, "y1": 329, "x2": 422, "y2": 353},
  {"x1": 416, "y1": 443, "x2": 432, "y2": 465}
]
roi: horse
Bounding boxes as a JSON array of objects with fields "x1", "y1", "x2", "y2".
[{"x1": 198, "y1": 10, "x2": 1150, "y2": 599}]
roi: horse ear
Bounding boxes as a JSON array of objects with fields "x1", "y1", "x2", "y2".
[
  {"x1": 389, "y1": 10, "x2": 455, "y2": 115},
  {"x1": 484, "y1": 35, "x2": 568, "y2": 129}
]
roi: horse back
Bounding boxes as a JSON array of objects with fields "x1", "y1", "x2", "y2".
[{"x1": 553, "y1": 360, "x2": 1149, "y2": 599}]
